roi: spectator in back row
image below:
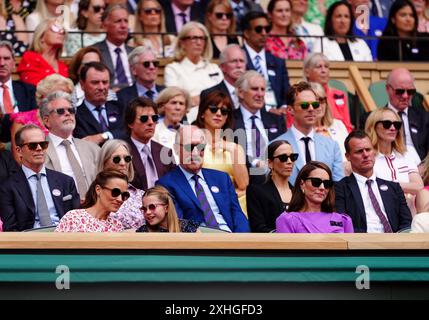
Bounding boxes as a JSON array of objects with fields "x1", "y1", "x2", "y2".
[
  {"x1": 230, "y1": 0, "x2": 263, "y2": 32},
  {"x1": 161, "y1": 0, "x2": 205, "y2": 33}
]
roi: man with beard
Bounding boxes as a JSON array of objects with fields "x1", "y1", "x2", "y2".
[
  {"x1": 41, "y1": 91, "x2": 100, "y2": 200},
  {"x1": 73, "y1": 62, "x2": 126, "y2": 145},
  {"x1": 158, "y1": 125, "x2": 249, "y2": 232}
]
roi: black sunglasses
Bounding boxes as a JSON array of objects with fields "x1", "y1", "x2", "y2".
[
  {"x1": 112, "y1": 155, "x2": 132, "y2": 164},
  {"x1": 215, "y1": 12, "x2": 233, "y2": 19},
  {"x1": 254, "y1": 25, "x2": 272, "y2": 34},
  {"x1": 139, "y1": 114, "x2": 159, "y2": 123},
  {"x1": 92, "y1": 5, "x2": 105, "y2": 13},
  {"x1": 50, "y1": 107, "x2": 76, "y2": 115},
  {"x1": 143, "y1": 8, "x2": 161, "y2": 14},
  {"x1": 390, "y1": 85, "x2": 416, "y2": 96},
  {"x1": 305, "y1": 177, "x2": 333, "y2": 189},
  {"x1": 142, "y1": 60, "x2": 160, "y2": 68},
  {"x1": 273, "y1": 153, "x2": 299, "y2": 162},
  {"x1": 296, "y1": 101, "x2": 321, "y2": 110},
  {"x1": 102, "y1": 186, "x2": 130, "y2": 201},
  {"x1": 208, "y1": 105, "x2": 229, "y2": 116},
  {"x1": 376, "y1": 120, "x2": 402, "y2": 130},
  {"x1": 181, "y1": 143, "x2": 206, "y2": 152},
  {"x1": 141, "y1": 203, "x2": 165, "y2": 213},
  {"x1": 20, "y1": 141, "x2": 49, "y2": 150}
]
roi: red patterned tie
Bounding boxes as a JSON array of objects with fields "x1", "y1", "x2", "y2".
[
  {"x1": 366, "y1": 180, "x2": 393, "y2": 233},
  {"x1": 2, "y1": 83, "x2": 14, "y2": 114}
]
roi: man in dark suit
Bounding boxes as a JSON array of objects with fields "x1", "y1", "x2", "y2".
[
  {"x1": 74, "y1": 62, "x2": 126, "y2": 145},
  {"x1": 335, "y1": 130, "x2": 412, "y2": 233},
  {"x1": 0, "y1": 41, "x2": 37, "y2": 142},
  {"x1": 92, "y1": 4, "x2": 133, "y2": 88},
  {"x1": 117, "y1": 46, "x2": 165, "y2": 109},
  {"x1": 360, "y1": 68, "x2": 429, "y2": 164},
  {"x1": 160, "y1": 0, "x2": 204, "y2": 33},
  {"x1": 0, "y1": 124, "x2": 80, "y2": 231},
  {"x1": 200, "y1": 44, "x2": 246, "y2": 109},
  {"x1": 124, "y1": 97, "x2": 175, "y2": 190},
  {"x1": 233, "y1": 70, "x2": 286, "y2": 184},
  {"x1": 241, "y1": 11, "x2": 290, "y2": 111},
  {"x1": 158, "y1": 125, "x2": 249, "y2": 232},
  {"x1": 230, "y1": 0, "x2": 263, "y2": 31}
]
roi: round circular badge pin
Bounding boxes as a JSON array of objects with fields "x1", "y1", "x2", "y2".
[
  {"x1": 52, "y1": 189, "x2": 61, "y2": 197},
  {"x1": 211, "y1": 186, "x2": 220, "y2": 193}
]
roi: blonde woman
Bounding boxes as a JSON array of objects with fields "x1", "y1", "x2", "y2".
[{"x1": 0, "y1": 1, "x2": 28, "y2": 55}]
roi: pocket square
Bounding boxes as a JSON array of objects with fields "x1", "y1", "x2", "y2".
[{"x1": 62, "y1": 194, "x2": 72, "y2": 201}]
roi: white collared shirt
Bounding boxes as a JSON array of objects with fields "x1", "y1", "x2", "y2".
[
  {"x1": 244, "y1": 42, "x2": 268, "y2": 80},
  {"x1": 179, "y1": 166, "x2": 231, "y2": 232},
  {"x1": 290, "y1": 125, "x2": 316, "y2": 162},
  {"x1": 0, "y1": 78, "x2": 17, "y2": 113},
  {"x1": 374, "y1": 150, "x2": 418, "y2": 183},
  {"x1": 240, "y1": 105, "x2": 269, "y2": 161},
  {"x1": 353, "y1": 171, "x2": 390, "y2": 233},
  {"x1": 105, "y1": 40, "x2": 133, "y2": 86}
]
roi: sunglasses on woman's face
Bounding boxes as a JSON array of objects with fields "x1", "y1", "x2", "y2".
[
  {"x1": 273, "y1": 153, "x2": 299, "y2": 162},
  {"x1": 112, "y1": 155, "x2": 132, "y2": 164},
  {"x1": 305, "y1": 177, "x2": 333, "y2": 189},
  {"x1": 296, "y1": 101, "x2": 321, "y2": 110},
  {"x1": 376, "y1": 120, "x2": 402, "y2": 130},
  {"x1": 92, "y1": 5, "x2": 106, "y2": 13},
  {"x1": 20, "y1": 141, "x2": 49, "y2": 150},
  {"x1": 102, "y1": 186, "x2": 130, "y2": 201},
  {"x1": 139, "y1": 114, "x2": 159, "y2": 123},
  {"x1": 143, "y1": 7, "x2": 161, "y2": 14},
  {"x1": 208, "y1": 105, "x2": 229, "y2": 116},
  {"x1": 215, "y1": 12, "x2": 233, "y2": 19},
  {"x1": 141, "y1": 203, "x2": 165, "y2": 213}
]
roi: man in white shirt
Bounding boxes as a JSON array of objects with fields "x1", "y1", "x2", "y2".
[
  {"x1": 41, "y1": 91, "x2": 100, "y2": 200},
  {"x1": 335, "y1": 130, "x2": 412, "y2": 233}
]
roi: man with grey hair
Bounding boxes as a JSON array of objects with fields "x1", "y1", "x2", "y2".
[
  {"x1": 117, "y1": 46, "x2": 165, "y2": 108},
  {"x1": 232, "y1": 70, "x2": 286, "y2": 184},
  {"x1": 41, "y1": 91, "x2": 100, "y2": 199},
  {"x1": 200, "y1": 44, "x2": 246, "y2": 109}
]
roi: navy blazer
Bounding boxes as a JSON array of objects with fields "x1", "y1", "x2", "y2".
[
  {"x1": 158, "y1": 167, "x2": 250, "y2": 232},
  {"x1": 243, "y1": 47, "x2": 290, "y2": 106},
  {"x1": 0, "y1": 168, "x2": 80, "y2": 231},
  {"x1": 125, "y1": 137, "x2": 175, "y2": 190},
  {"x1": 74, "y1": 100, "x2": 126, "y2": 140},
  {"x1": 335, "y1": 174, "x2": 412, "y2": 233},
  {"x1": 117, "y1": 83, "x2": 166, "y2": 109},
  {"x1": 161, "y1": 0, "x2": 204, "y2": 33}
]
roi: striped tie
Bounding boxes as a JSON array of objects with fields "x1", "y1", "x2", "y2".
[
  {"x1": 254, "y1": 55, "x2": 263, "y2": 75},
  {"x1": 366, "y1": 180, "x2": 393, "y2": 233},
  {"x1": 192, "y1": 174, "x2": 219, "y2": 228}
]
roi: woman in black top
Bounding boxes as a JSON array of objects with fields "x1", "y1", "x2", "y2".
[{"x1": 246, "y1": 140, "x2": 297, "y2": 232}]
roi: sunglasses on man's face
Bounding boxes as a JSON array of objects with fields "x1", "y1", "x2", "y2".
[
  {"x1": 208, "y1": 105, "x2": 229, "y2": 116},
  {"x1": 305, "y1": 177, "x2": 333, "y2": 189},
  {"x1": 92, "y1": 5, "x2": 106, "y2": 13},
  {"x1": 141, "y1": 203, "x2": 165, "y2": 213},
  {"x1": 181, "y1": 143, "x2": 206, "y2": 153},
  {"x1": 254, "y1": 25, "x2": 272, "y2": 34},
  {"x1": 215, "y1": 12, "x2": 233, "y2": 19},
  {"x1": 376, "y1": 120, "x2": 402, "y2": 130},
  {"x1": 112, "y1": 155, "x2": 132, "y2": 164},
  {"x1": 102, "y1": 186, "x2": 130, "y2": 201},
  {"x1": 139, "y1": 114, "x2": 159, "y2": 123},
  {"x1": 296, "y1": 101, "x2": 321, "y2": 110},
  {"x1": 142, "y1": 60, "x2": 160, "y2": 68},
  {"x1": 20, "y1": 141, "x2": 49, "y2": 151},
  {"x1": 273, "y1": 153, "x2": 299, "y2": 162},
  {"x1": 389, "y1": 85, "x2": 416, "y2": 96},
  {"x1": 143, "y1": 7, "x2": 161, "y2": 14},
  {"x1": 50, "y1": 107, "x2": 76, "y2": 115}
]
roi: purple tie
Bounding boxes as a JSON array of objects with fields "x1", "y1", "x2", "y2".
[
  {"x1": 366, "y1": 180, "x2": 393, "y2": 233},
  {"x1": 114, "y1": 47, "x2": 128, "y2": 85},
  {"x1": 192, "y1": 174, "x2": 219, "y2": 228},
  {"x1": 251, "y1": 115, "x2": 262, "y2": 157},
  {"x1": 95, "y1": 106, "x2": 109, "y2": 132},
  {"x1": 142, "y1": 145, "x2": 158, "y2": 189}
]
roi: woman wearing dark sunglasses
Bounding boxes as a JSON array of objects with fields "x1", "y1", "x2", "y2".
[
  {"x1": 136, "y1": 185, "x2": 199, "y2": 232},
  {"x1": 56, "y1": 170, "x2": 128, "y2": 232},
  {"x1": 365, "y1": 107, "x2": 424, "y2": 215},
  {"x1": 205, "y1": 0, "x2": 239, "y2": 59},
  {"x1": 247, "y1": 140, "x2": 296, "y2": 232},
  {"x1": 96, "y1": 139, "x2": 145, "y2": 229},
  {"x1": 195, "y1": 90, "x2": 249, "y2": 214},
  {"x1": 276, "y1": 161, "x2": 353, "y2": 233}
]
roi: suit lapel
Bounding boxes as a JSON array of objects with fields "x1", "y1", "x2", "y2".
[
  {"x1": 73, "y1": 138, "x2": 92, "y2": 186},
  {"x1": 376, "y1": 178, "x2": 395, "y2": 223},
  {"x1": 15, "y1": 170, "x2": 36, "y2": 214},
  {"x1": 46, "y1": 170, "x2": 63, "y2": 216},
  {"x1": 348, "y1": 175, "x2": 367, "y2": 225},
  {"x1": 175, "y1": 168, "x2": 201, "y2": 209},
  {"x1": 314, "y1": 134, "x2": 326, "y2": 163},
  {"x1": 128, "y1": 138, "x2": 148, "y2": 189},
  {"x1": 202, "y1": 169, "x2": 222, "y2": 210},
  {"x1": 105, "y1": 102, "x2": 120, "y2": 128},
  {"x1": 151, "y1": 140, "x2": 163, "y2": 176},
  {"x1": 46, "y1": 137, "x2": 62, "y2": 172},
  {"x1": 265, "y1": 52, "x2": 276, "y2": 85},
  {"x1": 79, "y1": 102, "x2": 102, "y2": 132},
  {"x1": 100, "y1": 41, "x2": 114, "y2": 76}
]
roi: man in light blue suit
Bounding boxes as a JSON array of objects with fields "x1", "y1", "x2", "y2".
[
  {"x1": 275, "y1": 82, "x2": 344, "y2": 186},
  {"x1": 158, "y1": 125, "x2": 249, "y2": 232}
]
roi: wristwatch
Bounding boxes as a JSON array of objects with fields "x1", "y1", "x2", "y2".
[{"x1": 101, "y1": 132, "x2": 109, "y2": 140}]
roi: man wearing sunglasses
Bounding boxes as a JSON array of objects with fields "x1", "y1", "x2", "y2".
[
  {"x1": 74, "y1": 62, "x2": 126, "y2": 145},
  {"x1": 124, "y1": 97, "x2": 175, "y2": 190},
  {"x1": 0, "y1": 124, "x2": 80, "y2": 231},
  {"x1": 274, "y1": 82, "x2": 344, "y2": 186},
  {"x1": 230, "y1": 0, "x2": 263, "y2": 32},
  {"x1": 117, "y1": 46, "x2": 165, "y2": 108},
  {"x1": 41, "y1": 91, "x2": 100, "y2": 200},
  {"x1": 158, "y1": 125, "x2": 250, "y2": 232},
  {"x1": 360, "y1": 68, "x2": 429, "y2": 166},
  {"x1": 241, "y1": 11, "x2": 290, "y2": 111},
  {"x1": 335, "y1": 130, "x2": 412, "y2": 233}
]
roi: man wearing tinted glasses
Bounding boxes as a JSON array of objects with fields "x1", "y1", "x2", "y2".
[
  {"x1": 0, "y1": 124, "x2": 80, "y2": 231},
  {"x1": 360, "y1": 68, "x2": 429, "y2": 166},
  {"x1": 241, "y1": 11, "x2": 290, "y2": 111},
  {"x1": 41, "y1": 91, "x2": 100, "y2": 200},
  {"x1": 117, "y1": 46, "x2": 165, "y2": 109},
  {"x1": 158, "y1": 125, "x2": 250, "y2": 232},
  {"x1": 124, "y1": 97, "x2": 175, "y2": 190},
  {"x1": 274, "y1": 81, "x2": 344, "y2": 186}
]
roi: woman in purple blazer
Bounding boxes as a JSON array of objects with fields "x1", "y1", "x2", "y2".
[{"x1": 276, "y1": 161, "x2": 353, "y2": 233}]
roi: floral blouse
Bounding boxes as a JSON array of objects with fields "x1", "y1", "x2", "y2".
[
  {"x1": 55, "y1": 209, "x2": 124, "y2": 232},
  {"x1": 110, "y1": 185, "x2": 145, "y2": 230},
  {"x1": 265, "y1": 35, "x2": 308, "y2": 60}
]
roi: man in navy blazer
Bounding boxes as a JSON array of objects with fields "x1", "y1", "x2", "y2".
[
  {"x1": 0, "y1": 125, "x2": 80, "y2": 231},
  {"x1": 74, "y1": 62, "x2": 126, "y2": 145},
  {"x1": 158, "y1": 125, "x2": 249, "y2": 232},
  {"x1": 160, "y1": 0, "x2": 204, "y2": 33},
  {"x1": 335, "y1": 130, "x2": 412, "y2": 232},
  {"x1": 241, "y1": 11, "x2": 289, "y2": 109},
  {"x1": 274, "y1": 82, "x2": 344, "y2": 185},
  {"x1": 117, "y1": 46, "x2": 165, "y2": 109}
]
